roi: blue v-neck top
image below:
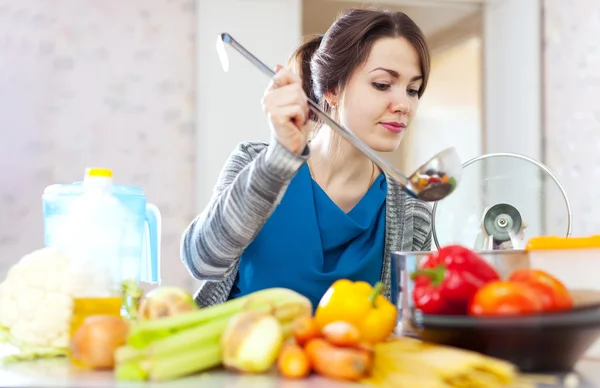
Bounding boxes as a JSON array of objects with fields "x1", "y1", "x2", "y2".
[{"x1": 229, "y1": 163, "x2": 389, "y2": 309}]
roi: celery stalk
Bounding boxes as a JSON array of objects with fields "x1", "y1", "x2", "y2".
[
  {"x1": 147, "y1": 340, "x2": 222, "y2": 381},
  {"x1": 127, "y1": 287, "x2": 312, "y2": 348},
  {"x1": 116, "y1": 339, "x2": 222, "y2": 382},
  {"x1": 126, "y1": 296, "x2": 248, "y2": 348},
  {"x1": 115, "y1": 362, "x2": 148, "y2": 381},
  {"x1": 116, "y1": 288, "x2": 313, "y2": 382},
  {"x1": 146, "y1": 315, "x2": 229, "y2": 356},
  {"x1": 116, "y1": 315, "x2": 230, "y2": 364}
]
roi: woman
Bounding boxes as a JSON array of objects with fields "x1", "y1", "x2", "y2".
[{"x1": 181, "y1": 8, "x2": 433, "y2": 309}]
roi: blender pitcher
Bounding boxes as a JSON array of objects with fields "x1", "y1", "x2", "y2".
[{"x1": 42, "y1": 168, "x2": 161, "y2": 308}]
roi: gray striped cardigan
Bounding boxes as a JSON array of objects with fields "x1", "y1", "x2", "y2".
[{"x1": 180, "y1": 139, "x2": 433, "y2": 307}]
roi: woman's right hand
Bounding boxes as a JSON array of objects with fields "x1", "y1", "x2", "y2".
[{"x1": 262, "y1": 65, "x2": 310, "y2": 155}]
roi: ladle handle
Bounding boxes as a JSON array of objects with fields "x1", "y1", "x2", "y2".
[{"x1": 220, "y1": 33, "x2": 413, "y2": 192}]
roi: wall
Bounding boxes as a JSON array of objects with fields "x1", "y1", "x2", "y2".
[
  {"x1": 481, "y1": 0, "x2": 545, "y2": 245},
  {"x1": 195, "y1": 0, "x2": 302, "y2": 213},
  {"x1": 397, "y1": 36, "x2": 483, "y2": 249},
  {"x1": 398, "y1": 36, "x2": 483, "y2": 172},
  {"x1": 543, "y1": 0, "x2": 600, "y2": 237},
  {"x1": 0, "y1": 1, "x2": 197, "y2": 290},
  {"x1": 542, "y1": 1, "x2": 600, "y2": 359},
  {"x1": 302, "y1": 0, "x2": 479, "y2": 39}
]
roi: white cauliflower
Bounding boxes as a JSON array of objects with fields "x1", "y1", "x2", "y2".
[{"x1": 0, "y1": 247, "x2": 74, "y2": 350}]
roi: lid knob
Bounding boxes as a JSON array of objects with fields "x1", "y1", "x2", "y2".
[{"x1": 483, "y1": 203, "x2": 523, "y2": 243}]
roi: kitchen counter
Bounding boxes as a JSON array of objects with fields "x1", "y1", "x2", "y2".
[
  {"x1": 1, "y1": 358, "x2": 600, "y2": 388},
  {"x1": 0, "y1": 358, "x2": 356, "y2": 388}
]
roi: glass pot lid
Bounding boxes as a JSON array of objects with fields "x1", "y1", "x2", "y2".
[{"x1": 431, "y1": 153, "x2": 572, "y2": 250}]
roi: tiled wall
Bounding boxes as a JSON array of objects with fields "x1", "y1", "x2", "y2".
[
  {"x1": 543, "y1": 0, "x2": 600, "y2": 237},
  {"x1": 545, "y1": 2, "x2": 600, "y2": 360},
  {"x1": 0, "y1": 1, "x2": 198, "y2": 290}
]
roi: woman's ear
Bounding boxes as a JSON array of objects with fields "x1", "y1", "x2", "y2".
[{"x1": 323, "y1": 90, "x2": 338, "y2": 108}]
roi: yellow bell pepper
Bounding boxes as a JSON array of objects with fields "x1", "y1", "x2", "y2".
[{"x1": 314, "y1": 279, "x2": 397, "y2": 344}]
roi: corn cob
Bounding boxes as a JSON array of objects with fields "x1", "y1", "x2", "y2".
[{"x1": 115, "y1": 287, "x2": 312, "y2": 382}]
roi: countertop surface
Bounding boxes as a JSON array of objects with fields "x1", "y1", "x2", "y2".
[
  {"x1": 0, "y1": 358, "x2": 357, "y2": 388},
  {"x1": 1, "y1": 358, "x2": 600, "y2": 388}
]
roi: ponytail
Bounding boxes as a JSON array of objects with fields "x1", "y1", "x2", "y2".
[{"x1": 288, "y1": 34, "x2": 324, "y2": 121}]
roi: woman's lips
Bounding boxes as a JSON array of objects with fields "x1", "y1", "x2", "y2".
[{"x1": 380, "y1": 122, "x2": 405, "y2": 134}]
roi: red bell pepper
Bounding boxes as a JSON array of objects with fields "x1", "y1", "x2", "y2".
[{"x1": 410, "y1": 245, "x2": 501, "y2": 315}]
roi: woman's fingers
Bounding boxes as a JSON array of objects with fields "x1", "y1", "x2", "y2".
[
  {"x1": 268, "y1": 104, "x2": 308, "y2": 131},
  {"x1": 267, "y1": 65, "x2": 301, "y2": 91},
  {"x1": 263, "y1": 83, "x2": 307, "y2": 111}
]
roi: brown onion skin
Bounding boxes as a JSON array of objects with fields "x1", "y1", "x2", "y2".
[{"x1": 71, "y1": 315, "x2": 129, "y2": 370}]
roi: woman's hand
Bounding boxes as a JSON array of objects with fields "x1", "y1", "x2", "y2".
[{"x1": 262, "y1": 65, "x2": 310, "y2": 155}]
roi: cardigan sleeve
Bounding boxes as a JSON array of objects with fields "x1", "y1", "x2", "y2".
[
  {"x1": 412, "y1": 200, "x2": 433, "y2": 251},
  {"x1": 180, "y1": 139, "x2": 309, "y2": 281}
]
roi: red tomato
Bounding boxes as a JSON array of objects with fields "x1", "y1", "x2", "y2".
[
  {"x1": 508, "y1": 269, "x2": 573, "y2": 311},
  {"x1": 469, "y1": 281, "x2": 545, "y2": 316}
]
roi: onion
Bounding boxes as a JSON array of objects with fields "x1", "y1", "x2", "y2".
[
  {"x1": 138, "y1": 286, "x2": 197, "y2": 320},
  {"x1": 221, "y1": 310, "x2": 283, "y2": 373},
  {"x1": 71, "y1": 315, "x2": 129, "y2": 370}
]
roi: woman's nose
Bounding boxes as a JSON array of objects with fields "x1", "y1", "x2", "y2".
[{"x1": 391, "y1": 93, "x2": 411, "y2": 115}]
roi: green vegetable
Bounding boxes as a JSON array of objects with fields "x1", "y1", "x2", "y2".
[
  {"x1": 115, "y1": 287, "x2": 313, "y2": 381},
  {"x1": 126, "y1": 287, "x2": 312, "y2": 349},
  {"x1": 115, "y1": 316, "x2": 229, "y2": 363}
]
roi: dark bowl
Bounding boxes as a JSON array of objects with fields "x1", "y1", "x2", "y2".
[
  {"x1": 391, "y1": 250, "x2": 600, "y2": 373},
  {"x1": 406, "y1": 305, "x2": 600, "y2": 373}
]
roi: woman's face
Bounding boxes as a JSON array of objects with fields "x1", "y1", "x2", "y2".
[{"x1": 333, "y1": 37, "x2": 423, "y2": 153}]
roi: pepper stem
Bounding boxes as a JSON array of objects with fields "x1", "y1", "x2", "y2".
[
  {"x1": 410, "y1": 265, "x2": 446, "y2": 286},
  {"x1": 368, "y1": 282, "x2": 385, "y2": 307}
]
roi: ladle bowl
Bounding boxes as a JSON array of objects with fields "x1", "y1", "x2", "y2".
[{"x1": 216, "y1": 33, "x2": 462, "y2": 202}]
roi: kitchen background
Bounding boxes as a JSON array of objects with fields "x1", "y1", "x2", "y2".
[{"x1": 0, "y1": 0, "x2": 597, "y2": 292}]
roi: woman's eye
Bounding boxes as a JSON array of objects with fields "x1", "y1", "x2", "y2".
[
  {"x1": 408, "y1": 88, "x2": 419, "y2": 97},
  {"x1": 372, "y1": 82, "x2": 390, "y2": 91}
]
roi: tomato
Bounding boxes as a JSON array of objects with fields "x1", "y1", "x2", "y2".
[
  {"x1": 468, "y1": 281, "x2": 545, "y2": 316},
  {"x1": 508, "y1": 269, "x2": 573, "y2": 311}
]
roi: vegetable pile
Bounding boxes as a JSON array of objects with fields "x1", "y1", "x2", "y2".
[
  {"x1": 275, "y1": 279, "x2": 397, "y2": 381},
  {"x1": 0, "y1": 246, "x2": 529, "y2": 387},
  {"x1": 114, "y1": 287, "x2": 312, "y2": 381},
  {"x1": 276, "y1": 279, "x2": 518, "y2": 387},
  {"x1": 411, "y1": 245, "x2": 574, "y2": 317}
]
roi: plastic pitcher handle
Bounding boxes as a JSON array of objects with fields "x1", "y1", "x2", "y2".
[{"x1": 144, "y1": 203, "x2": 162, "y2": 283}]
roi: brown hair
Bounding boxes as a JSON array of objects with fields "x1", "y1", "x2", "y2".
[{"x1": 289, "y1": 8, "x2": 431, "y2": 122}]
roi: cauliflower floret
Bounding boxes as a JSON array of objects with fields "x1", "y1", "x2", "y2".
[{"x1": 0, "y1": 247, "x2": 75, "y2": 349}]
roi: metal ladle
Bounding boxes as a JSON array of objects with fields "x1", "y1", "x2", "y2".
[{"x1": 216, "y1": 33, "x2": 462, "y2": 202}]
